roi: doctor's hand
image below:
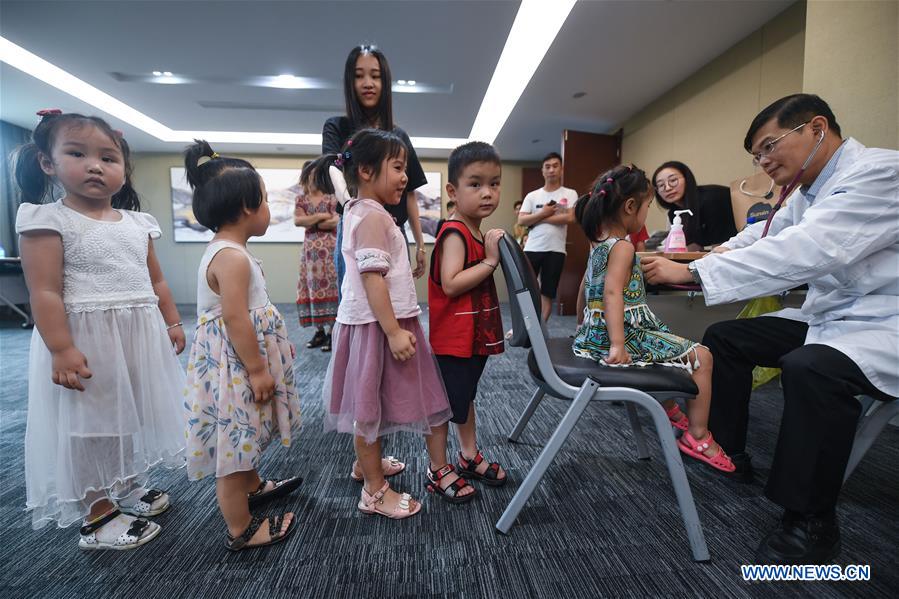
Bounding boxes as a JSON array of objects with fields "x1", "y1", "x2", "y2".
[
  {"x1": 711, "y1": 245, "x2": 731, "y2": 254},
  {"x1": 641, "y1": 256, "x2": 692, "y2": 285}
]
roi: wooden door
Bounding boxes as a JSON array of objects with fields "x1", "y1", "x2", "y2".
[
  {"x1": 521, "y1": 166, "x2": 543, "y2": 198},
  {"x1": 557, "y1": 129, "x2": 622, "y2": 315}
]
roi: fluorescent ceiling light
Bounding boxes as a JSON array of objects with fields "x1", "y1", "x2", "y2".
[
  {"x1": 468, "y1": 0, "x2": 576, "y2": 144},
  {"x1": 5, "y1": 35, "x2": 539, "y2": 150}
]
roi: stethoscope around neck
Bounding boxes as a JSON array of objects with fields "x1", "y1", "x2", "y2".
[{"x1": 760, "y1": 129, "x2": 826, "y2": 238}]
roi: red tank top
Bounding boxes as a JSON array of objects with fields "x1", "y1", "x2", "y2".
[{"x1": 428, "y1": 221, "x2": 504, "y2": 357}]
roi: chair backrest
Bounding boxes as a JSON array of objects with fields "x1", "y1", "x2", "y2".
[{"x1": 498, "y1": 233, "x2": 544, "y2": 348}]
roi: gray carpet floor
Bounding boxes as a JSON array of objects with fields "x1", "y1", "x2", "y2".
[{"x1": 0, "y1": 304, "x2": 896, "y2": 598}]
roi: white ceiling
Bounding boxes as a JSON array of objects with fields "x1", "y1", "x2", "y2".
[{"x1": 0, "y1": 0, "x2": 795, "y2": 161}]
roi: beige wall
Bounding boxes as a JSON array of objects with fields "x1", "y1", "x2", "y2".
[
  {"x1": 803, "y1": 0, "x2": 899, "y2": 150},
  {"x1": 132, "y1": 153, "x2": 524, "y2": 304},
  {"x1": 620, "y1": 1, "x2": 807, "y2": 234}
]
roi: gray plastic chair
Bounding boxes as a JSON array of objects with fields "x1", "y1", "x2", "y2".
[
  {"x1": 844, "y1": 395, "x2": 899, "y2": 483},
  {"x1": 495, "y1": 233, "x2": 710, "y2": 562}
]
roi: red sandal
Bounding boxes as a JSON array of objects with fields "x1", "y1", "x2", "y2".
[
  {"x1": 426, "y1": 464, "x2": 476, "y2": 504},
  {"x1": 677, "y1": 431, "x2": 736, "y2": 473},
  {"x1": 666, "y1": 404, "x2": 689, "y2": 432},
  {"x1": 457, "y1": 450, "x2": 507, "y2": 487}
]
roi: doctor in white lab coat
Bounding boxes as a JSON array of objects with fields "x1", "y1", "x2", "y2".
[{"x1": 642, "y1": 94, "x2": 899, "y2": 565}]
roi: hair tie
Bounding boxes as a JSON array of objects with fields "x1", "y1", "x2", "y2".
[
  {"x1": 598, "y1": 190, "x2": 606, "y2": 196},
  {"x1": 334, "y1": 149, "x2": 352, "y2": 168},
  {"x1": 36, "y1": 108, "x2": 62, "y2": 118},
  {"x1": 346, "y1": 140, "x2": 353, "y2": 147},
  {"x1": 113, "y1": 129, "x2": 124, "y2": 138},
  {"x1": 196, "y1": 152, "x2": 219, "y2": 167},
  {"x1": 606, "y1": 177, "x2": 614, "y2": 183}
]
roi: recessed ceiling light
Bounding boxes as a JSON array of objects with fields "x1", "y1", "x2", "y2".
[
  {"x1": 0, "y1": 36, "x2": 469, "y2": 150},
  {"x1": 397, "y1": 79, "x2": 407, "y2": 85},
  {"x1": 407, "y1": 80, "x2": 416, "y2": 86},
  {"x1": 572, "y1": 91, "x2": 586, "y2": 99},
  {"x1": 152, "y1": 70, "x2": 162, "y2": 76},
  {"x1": 162, "y1": 71, "x2": 173, "y2": 77},
  {"x1": 469, "y1": 0, "x2": 576, "y2": 144}
]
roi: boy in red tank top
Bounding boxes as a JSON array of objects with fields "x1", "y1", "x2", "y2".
[{"x1": 427, "y1": 142, "x2": 508, "y2": 501}]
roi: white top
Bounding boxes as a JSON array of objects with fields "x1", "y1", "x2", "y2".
[
  {"x1": 197, "y1": 240, "x2": 270, "y2": 312},
  {"x1": 337, "y1": 198, "x2": 420, "y2": 325},
  {"x1": 697, "y1": 138, "x2": 899, "y2": 397},
  {"x1": 15, "y1": 200, "x2": 161, "y2": 313},
  {"x1": 521, "y1": 186, "x2": 577, "y2": 254}
]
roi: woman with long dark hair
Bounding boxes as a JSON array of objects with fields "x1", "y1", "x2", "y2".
[
  {"x1": 652, "y1": 161, "x2": 737, "y2": 250},
  {"x1": 323, "y1": 45, "x2": 429, "y2": 281}
]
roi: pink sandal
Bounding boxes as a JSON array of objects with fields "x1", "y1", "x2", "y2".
[
  {"x1": 677, "y1": 431, "x2": 736, "y2": 473},
  {"x1": 357, "y1": 481, "x2": 421, "y2": 519},
  {"x1": 666, "y1": 404, "x2": 689, "y2": 432},
  {"x1": 350, "y1": 456, "x2": 406, "y2": 482}
]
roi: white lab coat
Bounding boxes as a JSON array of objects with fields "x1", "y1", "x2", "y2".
[{"x1": 695, "y1": 138, "x2": 899, "y2": 397}]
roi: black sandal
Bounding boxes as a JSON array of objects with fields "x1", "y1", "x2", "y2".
[
  {"x1": 225, "y1": 513, "x2": 297, "y2": 551},
  {"x1": 458, "y1": 450, "x2": 507, "y2": 487},
  {"x1": 306, "y1": 329, "x2": 326, "y2": 349},
  {"x1": 426, "y1": 464, "x2": 476, "y2": 504},
  {"x1": 247, "y1": 476, "x2": 303, "y2": 508}
]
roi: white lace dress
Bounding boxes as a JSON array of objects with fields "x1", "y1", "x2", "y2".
[{"x1": 15, "y1": 200, "x2": 186, "y2": 529}]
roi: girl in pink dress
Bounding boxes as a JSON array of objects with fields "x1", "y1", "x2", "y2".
[{"x1": 323, "y1": 129, "x2": 452, "y2": 519}]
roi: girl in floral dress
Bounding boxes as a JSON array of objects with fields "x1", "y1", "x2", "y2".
[
  {"x1": 294, "y1": 157, "x2": 340, "y2": 352},
  {"x1": 573, "y1": 164, "x2": 735, "y2": 474},
  {"x1": 182, "y1": 141, "x2": 302, "y2": 551}
]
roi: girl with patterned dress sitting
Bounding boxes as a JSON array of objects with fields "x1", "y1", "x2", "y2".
[{"x1": 572, "y1": 164, "x2": 735, "y2": 473}]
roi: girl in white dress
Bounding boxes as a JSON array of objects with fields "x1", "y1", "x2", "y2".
[{"x1": 14, "y1": 110, "x2": 187, "y2": 550}]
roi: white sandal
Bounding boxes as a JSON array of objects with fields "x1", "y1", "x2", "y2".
[
  {"x1": 117, "y1": 488, "x2": 170, "y2": 517},
  {"x1": 78, "y1": 509, "x2": 161, "y2": 550},
  {"x1": 357, "y1": 481, "x2": 421, "y2": 519},
  {"x1": 349, "y1": 456, "x2": 406, "y2": 482}
]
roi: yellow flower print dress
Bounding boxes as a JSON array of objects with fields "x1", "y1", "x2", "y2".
[{"x1": 184, "y1": 240, "x2": 300, "y2": 480}]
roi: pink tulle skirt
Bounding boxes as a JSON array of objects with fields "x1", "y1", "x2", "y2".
[{"x1": 323, "y1": 317, "x2": 452, "y2": 443}]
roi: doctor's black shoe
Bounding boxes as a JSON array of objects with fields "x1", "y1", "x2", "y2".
[
  {"x1": 723, "y1": 451, "x2": 754, "y2": 483},
  {"x1": 754, "y1": 512, "x2": 841, "y2": 565}
]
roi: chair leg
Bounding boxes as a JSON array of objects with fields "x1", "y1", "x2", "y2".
[
  {"x1": 496, "y1": 380, "x2": 597, "y2": 534},
  {"x1": 508, "y1": 388, "x2": 546, "y2": 443},
  {"x1": 641, "y1": 398, "x2": 710, "y2": 562},
  {"x1": 624, "y1": 402, "x2": 651, "y2": 460},
  {"x1": 844, "y1": 399, "x2": 899, "y2": 483}
]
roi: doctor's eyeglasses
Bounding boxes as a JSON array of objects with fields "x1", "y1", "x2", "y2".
[{"x1": 751, "y1": 122, "x2": 808, "y2": 166}]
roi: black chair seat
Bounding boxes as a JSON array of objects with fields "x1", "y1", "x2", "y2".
[{"x1": 528, "y1": 337, "x2": 699, "y2": 396}]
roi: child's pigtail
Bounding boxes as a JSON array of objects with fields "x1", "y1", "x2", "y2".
[
  {"x1": 111, "y1": 137, "x2": 141, "y2": 211},
  {"x1": 13, "y1": 142, "x2": 50, "y2": 204},
  {"x1": 183, "y1": 139, "x2": 219, "y2": 190}
]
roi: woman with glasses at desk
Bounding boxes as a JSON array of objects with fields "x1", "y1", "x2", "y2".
[{"x1": 652, "y1": 161, "x2": 737, "y2": 251}]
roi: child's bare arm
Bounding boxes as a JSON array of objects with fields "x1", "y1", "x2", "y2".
[
  {"x1": 210, "y1": 249, "x2": 274, "y2": 401},
  {"x1": 603, "y1": 241, "x2": 635, "y2": 363},
  {"x1": 438, "y1": 229, "x2": 503, "y2": 298},
  {"x1": 20, "y1": 232, "x2": 92, "y2": 390},
  {"x1": 576, "y1": 270, "x2": 587, "y2": 325},
  {"x1": 360, "y1": 272, "x2": 416, "y2": 361},
  {"x1": 147, "y1": 240, "x2": 185, "y2": 353}
]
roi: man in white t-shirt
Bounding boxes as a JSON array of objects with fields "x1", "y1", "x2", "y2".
[{"x1": 517, "y1": 152, "x2": 577, "y2": 321}]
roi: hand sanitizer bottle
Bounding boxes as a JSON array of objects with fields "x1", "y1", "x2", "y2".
[{"x1": 663, "y1": 209, "x2": 693, "y2": 252}]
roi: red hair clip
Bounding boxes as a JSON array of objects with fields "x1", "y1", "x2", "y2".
[{"x1": 36, "y1": 108, "x2": 62, "y2": 117}]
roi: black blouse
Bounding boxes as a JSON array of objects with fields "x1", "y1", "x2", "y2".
[
  {"x1": 322, "y1": 115, "x2": 427, "y2": 227},
  {"x1": 666, "y1": 184, "x2": 738, "y2": 247}
]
